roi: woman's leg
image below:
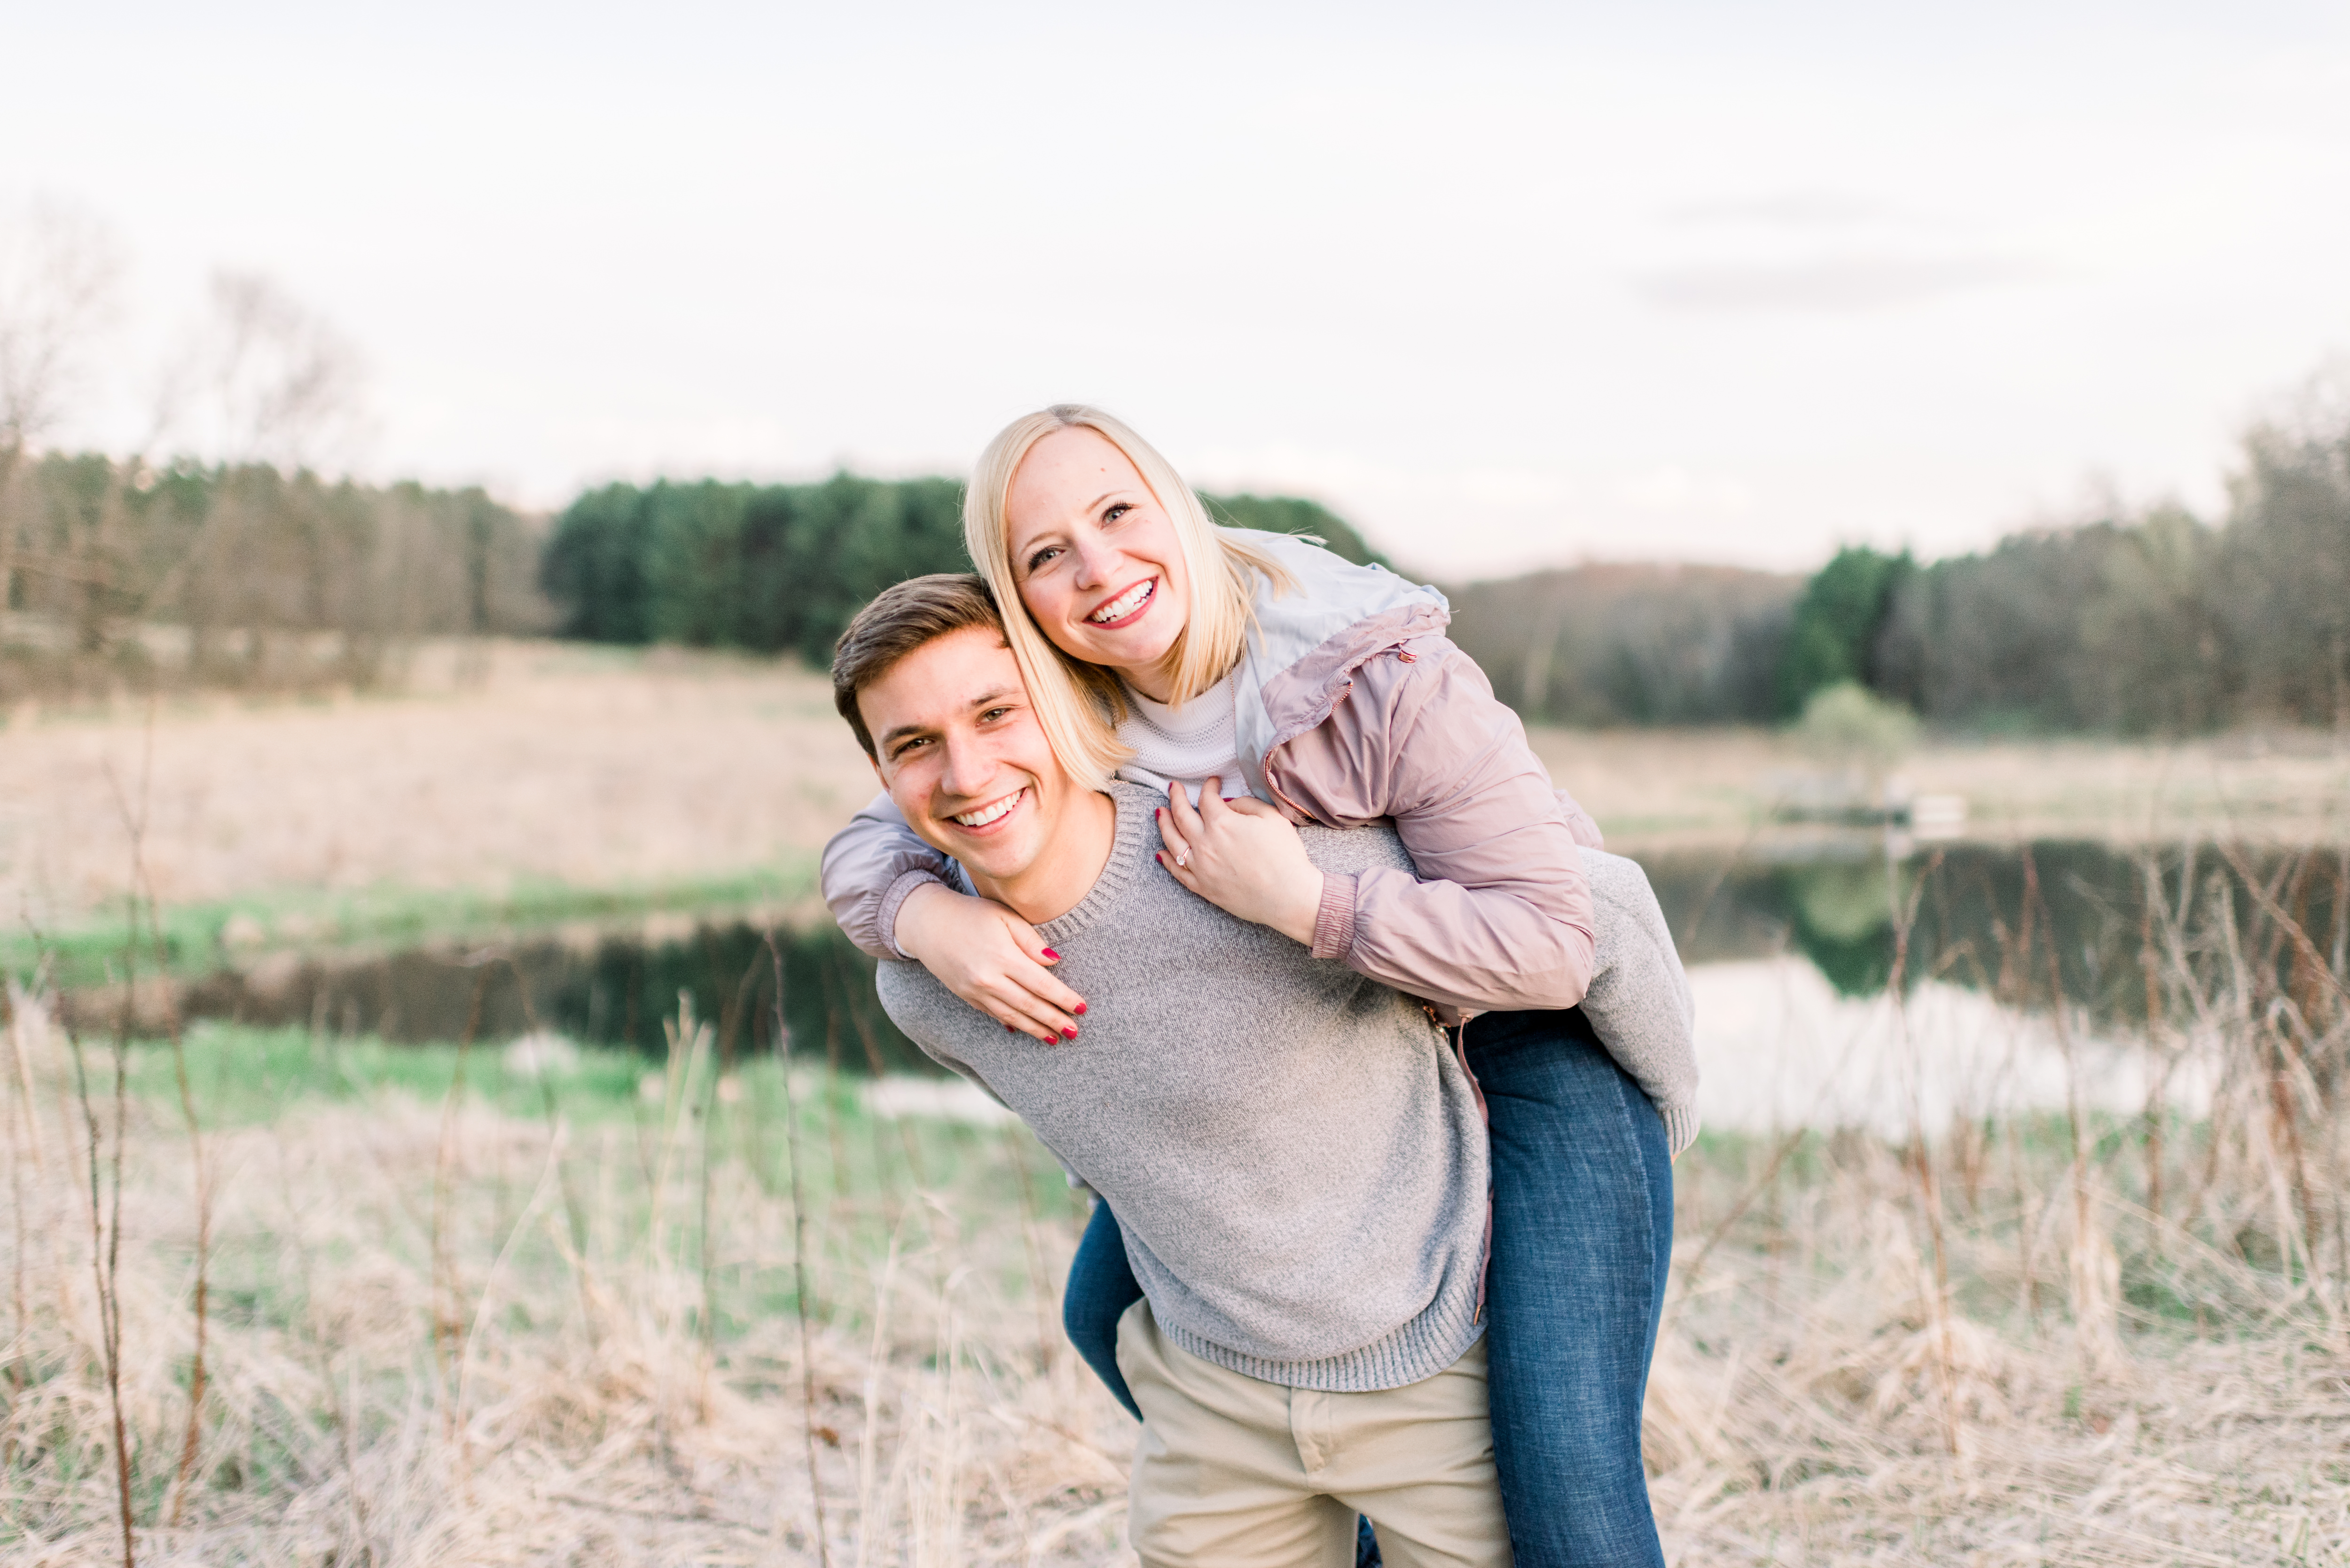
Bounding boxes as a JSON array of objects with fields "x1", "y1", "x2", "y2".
[
  {"x1": 1466, "y1": 1006, "x2": 1674, "y2": 1568},
  {"x1": 1063, "y1": 1198, "x2": 1145, "y2": 1419}
]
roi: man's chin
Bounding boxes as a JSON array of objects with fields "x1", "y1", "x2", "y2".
[{"x1": 955, "y1": 838, "x2": 1042, "y2": 887}]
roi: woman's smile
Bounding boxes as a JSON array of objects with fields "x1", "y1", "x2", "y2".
[{"x1": 1085, "y1": 577, "x2": 1157, "y2": 628}]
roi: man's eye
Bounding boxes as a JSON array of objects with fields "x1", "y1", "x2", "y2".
[{"x1": 891, "y1": 736, "x2": 930, "y2": 759}]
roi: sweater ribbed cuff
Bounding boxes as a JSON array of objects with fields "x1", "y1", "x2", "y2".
[
  {"x1": 1308, "y1": 871, "x2": 1359, "y2": 960},
  {"x1": 1659, "y1": 1101, "x2": 1700, "y2": 1159},
  {"x1": 879, "y1": 868, "x2": 949, "y2": 962}
]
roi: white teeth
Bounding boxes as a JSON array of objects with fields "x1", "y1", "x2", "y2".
[
  {"x1": 1089, "y1": 579, "x2": 1153, "y2": 624},
  {"x1": 952, "y1": 790, "x2": 1023, "y2": 828}
]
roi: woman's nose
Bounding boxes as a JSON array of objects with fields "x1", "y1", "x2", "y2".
[{"x1": 1070, "y1": 531, "x2": 1120, "y2": 590}]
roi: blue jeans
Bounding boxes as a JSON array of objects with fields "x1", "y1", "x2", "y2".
[{"x1": 1060, "y1": 1006, "x2": 1674, "y2": 1568}]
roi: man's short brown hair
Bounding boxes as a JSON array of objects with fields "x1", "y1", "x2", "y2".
[{"x1": 832, "y1": 573, "x2": 1005, "y2": 757}]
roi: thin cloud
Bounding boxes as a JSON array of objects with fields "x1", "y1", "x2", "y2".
[{"x1": 1631, "y1": 254, "x2": 2046, "y2": 312}]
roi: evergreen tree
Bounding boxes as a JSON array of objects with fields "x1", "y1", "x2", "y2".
[{"x1": 1775, "y1": 546, "x2": 1912, "y2": 718}]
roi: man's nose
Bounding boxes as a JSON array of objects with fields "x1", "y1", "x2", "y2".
[{"x1": 937, "y1": 732, "x2": 995, "y2": 799}]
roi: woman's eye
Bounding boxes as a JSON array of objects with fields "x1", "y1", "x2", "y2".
[
  {"x1": 1025, "y1": 545, "x2": 1061, "y2": 572},
  {"x1": 1104, "y1": 503, "x2": 1131, "y2": 523}
]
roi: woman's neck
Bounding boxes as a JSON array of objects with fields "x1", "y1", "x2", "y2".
[
  {"x1": 1117, "y1": 645, "x2": 1243, "y2": 707},
  {"x1": 1117, "y1": 655, "x2": 1183, "y2": 705}
]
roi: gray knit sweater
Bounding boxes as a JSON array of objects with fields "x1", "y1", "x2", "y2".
[{"x1": 875, "y1": 782, "x2": 1489, "y2": 1392}]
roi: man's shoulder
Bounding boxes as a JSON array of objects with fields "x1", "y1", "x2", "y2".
[{"x1": 874, "y1": 957, "x2": 957, "y2": 1038}]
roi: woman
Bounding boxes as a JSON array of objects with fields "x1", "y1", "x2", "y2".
[{"x1": 823, "y1": 405, "x2": 1694, "y2": 1568}]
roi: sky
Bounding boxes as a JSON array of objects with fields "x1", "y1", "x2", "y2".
[{"x1": 7, "y1": 0, "x2": 2350, "y2": 578}]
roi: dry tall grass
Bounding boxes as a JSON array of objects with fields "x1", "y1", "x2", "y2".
[
  {"x1": 4, "y1": 992, "x2": 1137, "y2": 1566},
  {"x1": 6, "y1": 843, "x2": 2349, "y2": 1563}
]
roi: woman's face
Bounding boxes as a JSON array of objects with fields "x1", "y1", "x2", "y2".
[{"x1": 1004, "y1": 426, "x2": 1191, "y2": 694}]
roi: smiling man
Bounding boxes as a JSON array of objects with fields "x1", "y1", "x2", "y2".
[{"x1": 830, "y1": 574, "x2": 1509, "y2": 1568}]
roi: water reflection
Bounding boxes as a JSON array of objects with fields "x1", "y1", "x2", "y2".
[
  {"x1": 1639, "y1": 837, "x2": 2345, "y2": 1019},
  {"x1": 1687, "y1": 956, "x2": 2209, "y2": 1138},
  {"x1": 169, "y1": 920, "x2": 937, "y2": 1074}
]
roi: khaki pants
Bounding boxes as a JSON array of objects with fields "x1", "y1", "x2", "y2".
[{"x1": 1116, "y1": 1301, "x2": 1513, "y2": 1568}]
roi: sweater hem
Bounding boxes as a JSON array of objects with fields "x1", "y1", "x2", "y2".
[{"x1": 1154, "y1": 1276, "x2": 1486, "y2": 1393}]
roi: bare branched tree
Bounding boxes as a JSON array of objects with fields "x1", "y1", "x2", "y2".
[
  {"x1": 0, "y1": 201, "x2": 127, "y2": 628},
  {"x1": 0, "y1": 198, "x2": 126, "y2": 454},
  {"x1": 153, "y1": 270, "x2": 368, "y2": 471}
]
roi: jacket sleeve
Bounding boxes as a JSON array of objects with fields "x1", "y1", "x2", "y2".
[
  {"x1": 821, "y1": 792, "x2": 957, "y2": 961},
  {"x1": 1273, "y1": 635, "x2": 1597, "y2": 1015},
  {"x1": 1558, "y1": 789, "x2": 1605, "y2": 849}
]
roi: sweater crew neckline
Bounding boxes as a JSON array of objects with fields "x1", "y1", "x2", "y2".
[{"x1": 1032, "y1": 784, "x2": 1154, "y2": 949}]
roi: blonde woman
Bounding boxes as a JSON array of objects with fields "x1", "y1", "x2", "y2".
[{"x1": 823, "y1": 406, "x2": 1696, "y2": 1568}]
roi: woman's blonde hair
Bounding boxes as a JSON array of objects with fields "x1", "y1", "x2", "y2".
[{"x1": 963, "y1": 404, "x2": 1297, "y2": 789}]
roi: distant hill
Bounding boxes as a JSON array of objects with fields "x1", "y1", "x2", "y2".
[{"x1": 1441, "y1": 562, "x2": 1801, "y2": 726}]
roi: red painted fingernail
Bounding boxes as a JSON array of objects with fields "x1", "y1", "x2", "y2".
[
  {"x1": 1061, "y1": 1028, "x2": 1078, "y2": 1041},
  {"x1": 1073, "y1": 1001, "x2": 1087, "y2": 1015},
  {"x1": 1006, "y1": 1025, "x2": 1017, "y2": 1034},
  {"x1": 1041, "y1": 947, "x2": 1060, "y2": 960}
]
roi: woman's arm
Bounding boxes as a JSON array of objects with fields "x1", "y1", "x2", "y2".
[
  {"x1": 822, "y1": 795, "x2": 1088, "y2": 1040},
  {"x1": 822, "y1": 793, "x2": 957, "y2": 961},
  {"x1": 1291, "y1": 636, "x2": 1596, "y2": 1013},
  {"x1": 1165, "y1": 635, "x2": 1595, "y2": 1014}
]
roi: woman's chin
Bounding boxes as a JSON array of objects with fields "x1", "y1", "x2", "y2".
[{"x1": 1062, "y1": 624, "x2": 1178, "y2": 677}]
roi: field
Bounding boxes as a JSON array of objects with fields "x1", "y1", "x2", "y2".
[{"x1": 6, "y1": 640, "x2": 2350, "y2": 1564}]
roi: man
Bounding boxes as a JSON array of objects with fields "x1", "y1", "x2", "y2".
[{"x1": 831, "y1": 573, "x2": 1509, "y2": 1568}]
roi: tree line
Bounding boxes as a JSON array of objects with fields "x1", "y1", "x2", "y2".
[
  {"x1": 542, "y1": 392, "x2": 2348, "y2": 739},
  {"x1": 0, "y1": 453, "x2": 544, "y2": 699},
  {"x1": 1453, "y1": 382, "x2": 2350, "y2": 735}
]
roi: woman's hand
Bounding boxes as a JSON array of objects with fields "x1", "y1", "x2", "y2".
[
  {"x1": 895, "y1": 882, "x2": 1088, "y2": 1043},
  {"x1": 1155, "y1": 781, "x2": 1326, "y2": 946}
]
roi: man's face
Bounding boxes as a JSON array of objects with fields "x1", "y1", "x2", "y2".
[{"x1": 859, "y1": 625, "x2": 1073, "y2": 887}]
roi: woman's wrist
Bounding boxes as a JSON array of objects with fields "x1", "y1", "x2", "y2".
[
  {"x1": 893, "y1": 879, "x2": 960, "y2": 961},
  {"x1": 1275, "y1": 871, "x2": 1328, "y2": 948}
]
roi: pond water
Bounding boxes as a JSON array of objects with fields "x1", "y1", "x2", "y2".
[{"x1": 143, "y1": 835, "x2": 2344, "y2": 1135}]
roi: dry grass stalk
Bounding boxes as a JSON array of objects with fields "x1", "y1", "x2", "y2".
[{"x1": 770, "y1": 933, "x2": 834, "y2": 1568}]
